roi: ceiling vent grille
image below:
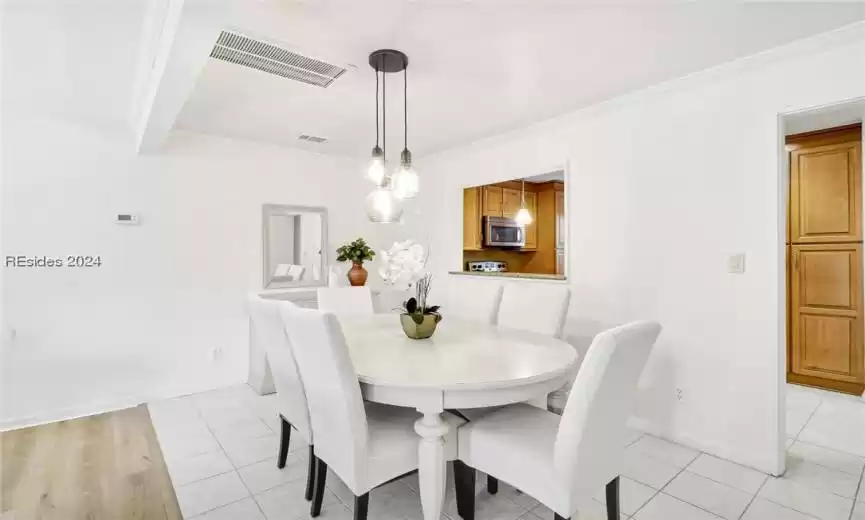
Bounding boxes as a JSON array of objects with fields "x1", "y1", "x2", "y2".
[
  {"x1": 298, "y1": 134, "x2": 328, "y2": 144},
  {"x1": 210, "y1": 31, "x2": 346, "y2": 88}
]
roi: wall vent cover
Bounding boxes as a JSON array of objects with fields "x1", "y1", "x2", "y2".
[
  {"x1": 297, "y1": 134, "x2": 328, "y2": 144},
  {"x1": 210, "y1": 31, "x2": 346, "y2": 88}
]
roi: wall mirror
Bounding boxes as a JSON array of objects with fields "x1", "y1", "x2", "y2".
[{"x1": 262, "y1": 204, "x2": 328, "y2": 289}]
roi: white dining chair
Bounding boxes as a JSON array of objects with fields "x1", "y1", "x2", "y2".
[
  {"x1": 497, "y1": 283, "x2": 572, "y2": 416},
  {"x1": 316, "y1": 286, "x2": 375, "y2": 318},
  {"x1": 497, "y1": 282, "x2": 571, "y2": 337},
  {"x1": 279, "y1": 304, "x2": 465, "y2": 519},
  {"x1": 246, "y1": 295, "x2": 316, "y2": 502},
  {"x1": 467, "y1": 281, "x2": 571, "y2": 494},
  {"x1": 453, "y1": 321, "x2": 662, "y2": 520},
  {"x1": 443, "y1": 279, "x2": 503, "y2": 324}
]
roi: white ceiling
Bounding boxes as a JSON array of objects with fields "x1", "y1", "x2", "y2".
[
  {"x1": 2, "y1": 1, "x2": 150, "y2": 131},
  {"x1": 3, "y1": 2, "x2": 865, "y2": 159},
  {"x1": 174, "y1": 2, "x2": 865, "y2": 157}
]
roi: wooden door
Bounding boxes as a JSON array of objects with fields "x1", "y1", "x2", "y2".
[
  {"x1": 523, "y1": 192, "x2": 537, "y2": 249},
  {"x1": 482, "y1": 186, "x2": 503, "y2": 217},
  {"x1": 790, "y1": 243, "x2": 864, "y2": 392},
  {"x1": 463, "y1": 187, "x2": 482, "y2": 251},
  {"x1": 501, "y1": 188, "x2": 521, "y2": 219},
  {"x1": 789, "y1": 137, "x2": 862, "y2": 243}
]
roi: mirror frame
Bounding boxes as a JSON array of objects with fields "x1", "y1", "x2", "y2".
[{"x1": 262, "y1": 204, "x2": 329, "y2": 289}]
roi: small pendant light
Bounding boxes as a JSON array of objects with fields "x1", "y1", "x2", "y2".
[
  {"x1": 514, "y1": 179, "x2": 533, "y2": 225},
  {"x1": 393, "y1": 64, "x2": 419, "y2": 199},
  {"x1": 365, "y1": 67, "x2": 385, "y2": 184}
]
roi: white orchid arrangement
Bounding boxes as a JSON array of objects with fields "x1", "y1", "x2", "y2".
[
  {"x1": 378, "y1": 240, "x2": 428, "y2": 288},
  {"x1": 379, "y1": 240, "x2": 441, "y2": 323}
]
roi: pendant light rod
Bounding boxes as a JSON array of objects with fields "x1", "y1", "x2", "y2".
[
  {"x1": 374, "y1": 67, "x2": 380, "y2": 148},
  {"x1": 404, "y1": 65, "x2": 408, "y2": 150},
  {"x1": 382, "y1": 54, "x2": 386, "y2": 165}
]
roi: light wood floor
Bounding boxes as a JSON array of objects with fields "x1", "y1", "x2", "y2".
[{"x1": 1, "y1": 405, "x2": 181, "y2": 520}]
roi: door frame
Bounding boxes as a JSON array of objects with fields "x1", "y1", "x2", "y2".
[{"x1": 776, "y1": 107, "x2": 865, "y2": 476}]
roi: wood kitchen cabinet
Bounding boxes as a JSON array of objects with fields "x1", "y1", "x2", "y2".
[
  {"x1": 501, "y1": 188, "x2": 522, "y2": 219},
  {"x1": 482, "y1": 185, "x2": 530, "y2": 220},
  {"x1": 482, "y1": 186, "x2": 503, "y2": 217},
  {"x1": 523, "y1": 192, "x2": 537, "y2": 250},
  {"x1": 790, "y1": 243, "x2": 864, "y2": 391},
  {"x1": 787, "y1": 125, "x2": 864, "y2": 394},
  {"x1": 789, "y1": 135, "x2": 861, "y2": 244},
  {"x1": 463, "y1": 187, "x2": 483, "y2": 251}
]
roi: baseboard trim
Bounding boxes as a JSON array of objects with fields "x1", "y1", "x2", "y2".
[
  {"x1": 1, "y1": 395, "x2": 156, "y2": 432},
  {"x1": 0, "y1": 378, "x2": 245, "y2": 432},
  {"x1": 627, "y1": 416, "x2": 781, "y2": 476}
]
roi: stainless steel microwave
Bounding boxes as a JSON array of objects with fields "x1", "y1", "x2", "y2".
[{"x1": 484, "y1": 216, "x2": 525, "y2": 247}]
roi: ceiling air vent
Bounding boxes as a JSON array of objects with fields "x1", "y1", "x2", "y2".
[
  {"x1": 210, "y1": 31, "x2": 346, "y2": 88},
  {"x1": 297, "y1": 134, "x2": 328, "y2": 144}
]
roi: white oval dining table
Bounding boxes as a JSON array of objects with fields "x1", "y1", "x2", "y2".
[{"x1": 340, "y1": 315, "x2": 579, "y2": 520}]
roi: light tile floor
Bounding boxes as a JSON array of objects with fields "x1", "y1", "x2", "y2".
[{"x1": 147, "y1": 384, "x2": 865, "y2": 520}]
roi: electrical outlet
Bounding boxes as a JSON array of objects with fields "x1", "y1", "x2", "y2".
[
  {"x1": 676, "y1": 388, "x2": 684, "y2": 402},
  {"x1": 209, "y1": 347, "x2": 221, "y2": 361}
]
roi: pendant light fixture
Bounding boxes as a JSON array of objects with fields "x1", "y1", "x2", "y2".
[
  {"x1": 364, "y1": 49, "x2": 406, "y2": 223},
  {"x1": 365, "y1": 65, "x2": 385, "y2": 184},
  {"x1": 393, "y1": 63, "x2": 419, "y2": 199},
  {"x1": 514, "y1": 179, "x2": 533, "y2": 226}
]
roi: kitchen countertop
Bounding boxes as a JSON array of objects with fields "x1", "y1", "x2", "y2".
[{"x1": 448, "y1": 271, "x2": 566, "y2": 281}]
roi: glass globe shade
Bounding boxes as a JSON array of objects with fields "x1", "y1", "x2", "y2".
[
  {"x1": 365, "y1": 185, "x2": 404, "y2": 223},
  {"x1": 393, "y1": 163, "x2": 419, "y2": 199},
  {"x1": 366, "y1": 155, "x2": 385, "y2": 185},
  {"x1": 515, "y1": 207, "x2": 533, "y2": 226}
]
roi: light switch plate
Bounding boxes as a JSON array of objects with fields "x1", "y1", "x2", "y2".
[{"x1": 728, "y1": 254, "x2": 746, "y2": 274}]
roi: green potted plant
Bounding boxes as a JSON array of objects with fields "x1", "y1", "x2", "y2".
[{"x1": 336, "y1": 237, "x2": 376, "y2": 286}]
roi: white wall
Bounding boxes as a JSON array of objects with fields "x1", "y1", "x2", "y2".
[
  {"x1": 418, "y1": 24, "x2": 865, "y2": 474},
  {"x1": 0, "y1": 118, "x2": 411, "y2": 429}
]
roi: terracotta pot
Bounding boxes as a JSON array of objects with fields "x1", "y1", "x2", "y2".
[{"x1": 347, "y1": 262, "x2": 368, "y2": 286}]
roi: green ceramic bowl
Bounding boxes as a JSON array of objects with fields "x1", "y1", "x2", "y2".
[{"x1": 399, "y1": 313, "x2": 440, "y2": 340}]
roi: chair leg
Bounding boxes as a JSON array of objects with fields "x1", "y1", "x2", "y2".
[
  {"x1": 354, "y1": 493, "x2": 369, "y2": 520},
  {"x1": 605, "y1": 476, "x2": 620, "y2": 520},
  {"x1": 310, "y1": 458, "x2": 328, "y2": 517},
  {"x1": 487, "y1": 475, "x2": 498, "y2": 494},
  {"x1": 453, "y1": 461, "x2": 476, "y2": 520},
  {"x1": 304, "y1": 445, "x2": 316, "y2": 501},
  {"x1": 277, "y1": 415, "x2": 291, "y2": 469}
]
